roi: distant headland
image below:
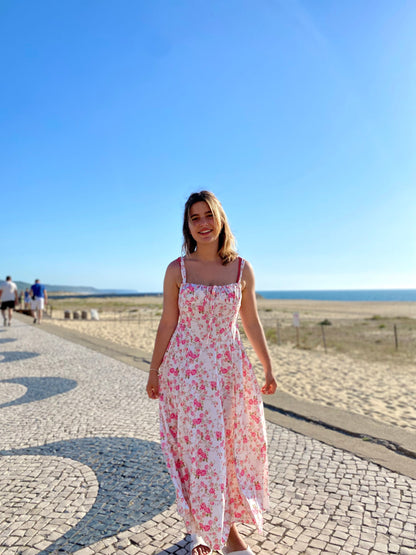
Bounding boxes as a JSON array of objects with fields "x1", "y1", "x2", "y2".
[{"x1": 14, "y1": 280, "x2": 139, "y2": 296}]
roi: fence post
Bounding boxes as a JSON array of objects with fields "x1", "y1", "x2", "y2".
[
  {"x1": 321, "y1": 324, "x2": 327, "y2": 353},
  {"x1": 394, "y1": 324, "x2": 398, "y2": 351},
  {"x1": 276, "y1": 320, "x2": 281, "y2": 345},
  {"x1": 293, "y1": 313, "x2": 300, "y2": 347}
]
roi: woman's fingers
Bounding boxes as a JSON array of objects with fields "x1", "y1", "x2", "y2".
[
  {"x1": 262, "y1": 379, "x2": 277, "y2": 395},
  {"x1": 146, "y1": 376, "x2": 159, "y2": 399}
]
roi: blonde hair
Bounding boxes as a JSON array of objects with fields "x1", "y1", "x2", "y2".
[{"x1": 182, "y1": 191, "x2": 238, "y2": 265}]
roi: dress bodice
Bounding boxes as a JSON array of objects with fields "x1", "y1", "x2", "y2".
[
  {"x1": 176, "y1": 257, "x2": 245, "y2": 342},
  {"x1": 178, "y1": 282, "x2": 241, "y2": 342}
]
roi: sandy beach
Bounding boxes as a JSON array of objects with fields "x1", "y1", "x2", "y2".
[{"x1": 45, "y1": 296, "x2": 416, "y2": 432}]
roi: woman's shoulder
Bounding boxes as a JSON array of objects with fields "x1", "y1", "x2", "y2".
[
  {"x1": 166, "y1": 256, "x2": 181, "y2": 268},
  {"x1": 240, "y1": 257, "x2": 253, "y2": 271},
  {"x1": 240, "y1": 258, "x2": 255, "y2": 285},
  {"x1": 164, "y1": 257, "x2": 183, "y2": 285},
  {"x1": 165, "y1": 257, "x2": 182, "y2": 274}
]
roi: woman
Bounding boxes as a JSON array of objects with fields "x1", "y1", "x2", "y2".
[{"x1": 146, "y1": 191, "x2": 277, "y2": 555}]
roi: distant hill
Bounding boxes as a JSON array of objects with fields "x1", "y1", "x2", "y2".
[
  {"x1": 15, "y1": 281, "x2": 32, "y2": 291},
  {"x1": 13, "y1": 280, "x2": 138, "y2": 295}
]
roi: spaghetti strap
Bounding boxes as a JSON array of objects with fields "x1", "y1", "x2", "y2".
[
  {"x1": 237, "y1": 257, "x2": 245, "y2": 283},
  {"x1": 180, "y1": 256, "x2": 187, "y2": 283}
]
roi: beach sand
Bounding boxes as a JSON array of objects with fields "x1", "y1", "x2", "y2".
[{"x1": 46, "y1": 297, "x2": 416, "y2": 432}]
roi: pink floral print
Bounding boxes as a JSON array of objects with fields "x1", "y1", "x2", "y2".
[{"x1": 158, "y1": 257, "x2": 269, "y2": 550}]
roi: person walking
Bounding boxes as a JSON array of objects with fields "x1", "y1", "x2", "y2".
[
  {"x1": 30, "y1": 279, "x2": 48, "y2": 324},
  {"x1": 0, "y1": 276, "x2": 19, "y2": 326},
  {"x1": 24, "y1": 288, "x2": 31, "y2": 309},
  {"x1": 146, "y1": 191, "x2": 277, "y2": 555}
]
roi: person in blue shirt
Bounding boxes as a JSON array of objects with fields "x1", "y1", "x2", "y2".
[
  {"x1": 30, "y1": 279, "x2": 48, "y2": 324},
  {"x1": 24, "y1": 288, "x2": 31, "y2": 309}
]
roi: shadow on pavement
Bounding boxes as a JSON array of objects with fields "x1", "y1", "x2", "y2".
[
  {"x1": 0, "y1": 436, "x2": 176, "y2": 553},
  {"x1": 154, "y1": 536, "x2": 192, "y2": 555},
  {"x1": 0, "y1": 351, "x2": 40, "y2": 364},
  {"x1": 0, "y1": 376, "x2": 77, "y2": 409}
]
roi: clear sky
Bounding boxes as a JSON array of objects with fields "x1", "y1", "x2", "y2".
[{"x1": 2, "y1": 0, "x2": 415, "y2": 292}]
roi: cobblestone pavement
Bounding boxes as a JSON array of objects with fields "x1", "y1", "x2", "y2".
[{"x1": 0, "y1": 321, "x2": 415, "y2": 555}]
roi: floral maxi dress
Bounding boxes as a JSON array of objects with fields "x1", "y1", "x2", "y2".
[{"x1": 159, "y1": 257, "x2": 269, "y2": 550}]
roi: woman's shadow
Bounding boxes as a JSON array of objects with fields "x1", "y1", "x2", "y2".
[{"x1": 0, "y1": 436, "x2": 176, "y2": 553}]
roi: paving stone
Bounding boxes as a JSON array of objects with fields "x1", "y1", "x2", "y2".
[{"x1": 0, "y1": 322, "x2": 415, "y2": 554}]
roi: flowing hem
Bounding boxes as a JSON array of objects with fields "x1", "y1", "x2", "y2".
[{"x1": 178, "y1": 498, "x2": 266, "y2": 550}]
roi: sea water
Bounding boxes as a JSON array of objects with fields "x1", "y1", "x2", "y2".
[{"x1": 256, "y1": 289, "x2": 416, "y2": 302}]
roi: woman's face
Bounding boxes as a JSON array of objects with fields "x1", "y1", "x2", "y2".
[{"x1": 188, "y1": 201, "x2": 221, "y2": 245}]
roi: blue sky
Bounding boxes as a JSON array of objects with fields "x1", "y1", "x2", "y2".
[{"x1": 2, "y1": 0, "x2": 415, "y2": 292}]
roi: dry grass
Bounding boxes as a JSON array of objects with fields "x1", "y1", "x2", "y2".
[{"x1": 259, "y1": 314, "x2": 416, "y2": 367}]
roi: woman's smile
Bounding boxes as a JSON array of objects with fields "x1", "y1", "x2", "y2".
[{"x1": 189, "y1": 201, "x2": 221, "y2": 243}]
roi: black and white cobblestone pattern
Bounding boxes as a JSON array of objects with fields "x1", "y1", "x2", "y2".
[{"x1": 0, "y1": 322, "x2": 415, "y2": 554}]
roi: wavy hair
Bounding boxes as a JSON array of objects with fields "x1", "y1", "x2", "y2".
[{"x1": 182, "y1": 191, "x2": 238, "y2": 265}]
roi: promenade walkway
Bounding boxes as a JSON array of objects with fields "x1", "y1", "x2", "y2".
[{"x1": 0, "y1": 318, "x2": 415, "y2": 554}]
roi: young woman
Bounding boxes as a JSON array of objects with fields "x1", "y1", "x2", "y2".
[{"x1": 146, "y1": 191, "x2": 277, "y2": 555}]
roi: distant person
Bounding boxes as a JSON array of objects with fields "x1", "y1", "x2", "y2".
[
  {"x1": 24, "y1": 288, "x2": 31, "y2": 309},
  {"x1": 30, "y1": 279, "x2": 48, "y2": 324},
  {"x1": 0, "y1": 276, "x2": 19, "y2": 326}
]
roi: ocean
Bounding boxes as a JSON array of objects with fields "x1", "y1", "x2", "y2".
[
  {"x1": 257, "y1": 289, "x2": 416, "y2": 302},
  {"x1": 48, "y1": 289, "x2": 416, "y2": 302}
]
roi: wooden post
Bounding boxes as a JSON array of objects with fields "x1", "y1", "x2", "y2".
[
  {"x1": 321, "y1": 324, "x2": 327, "y2": 353},
  {"x1": 276, "y1": 320, "x2": 281, "y2": 345},
  {"x1": 394, "y1": 324, "x2": 398, "y2": 351},
  {"x1": 293, "y1": 313, "x2": 300, "y2": 348}
]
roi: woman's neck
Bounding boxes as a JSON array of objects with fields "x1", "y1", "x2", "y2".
[{"x1": 192, "y1": 242, "x2": 220, "y2": 262}]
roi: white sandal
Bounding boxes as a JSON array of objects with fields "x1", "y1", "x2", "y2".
[{"x1": 190, "y1": 533, "x2": 213, "y2": 554}]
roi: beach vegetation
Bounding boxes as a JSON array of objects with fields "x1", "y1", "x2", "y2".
[
  {"x1": 261, "y1": 313, "x2": 416, "y2": 366},
  {"x1": 40, "y1": 295, "x2": 416, "y2": 369},
  {"x1": 265, "y1": 328, "x2": 277, "y2": 343}
]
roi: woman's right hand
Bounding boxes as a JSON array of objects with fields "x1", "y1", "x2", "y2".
[{"x1": 146, "y1": 370, "x2": 160, "y2": 400}]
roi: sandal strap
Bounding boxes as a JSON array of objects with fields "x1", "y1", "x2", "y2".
[{"x1": 190, "y1": 534, "x2": 212, "y2": 553}]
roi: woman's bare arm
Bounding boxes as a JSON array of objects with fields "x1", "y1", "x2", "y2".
[
  {"x1": 146, "y1": 260, "x2": 181, "y2": 399},
  {"x1": 239, "y1": 261, "x2": 277, "y2": 395}
]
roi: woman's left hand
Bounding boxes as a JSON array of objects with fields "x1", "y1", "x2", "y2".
[{"x1": 261, "y1": 372, "x2": 277, "y2": 395}]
